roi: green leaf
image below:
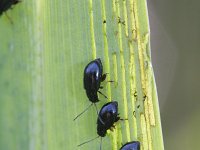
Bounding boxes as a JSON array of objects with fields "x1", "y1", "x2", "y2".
[{"x1": 0, "y1": 0, "x2": 164, "y2": 150}]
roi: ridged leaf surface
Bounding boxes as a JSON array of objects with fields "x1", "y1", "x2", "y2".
[{"x1": 0, "y1": 0, "x2": 164, "y2": 150}]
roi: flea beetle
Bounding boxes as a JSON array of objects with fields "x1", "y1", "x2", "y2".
[
  {"x1": 97, "y1": 101, "x2": 120, "y2": 137},
  {"x1": 120, "y1": 141, "x2": 140, "y2": 150},
  {"x1": 0, "y1": 0, "x2": 20, "y2": 15},
  {"x1": 78, "y1": 101, "x2": 121, "y2": 150},
  {"x1": 84, "y1": 58, "x2": 108, "y2": 102},
  {"x1": 74, "y1": 58, "x2": 108, "y2": 120}
]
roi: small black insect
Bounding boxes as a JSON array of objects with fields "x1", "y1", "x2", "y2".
[
  {"x1": 84, "y1": 58, "x2": 108, "y2": 102},
  {"x1": 78, "y1": 101, "x2": 122, "y2": 150},
  {"x1": 97, "y1": 101, "x2": 120, "y2": 137},
  {"x1": 74, "y1": 58, "x2": 108, "y2": 120},
  {"x1": 0, "y1": 0, "x2": 20, "y2": 16},
  {"x1": 120, "y1": 141, "x2": 140, "y2": 150}
]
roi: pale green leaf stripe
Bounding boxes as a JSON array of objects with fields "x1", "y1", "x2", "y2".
[{"x1": 0, "y1": 0, "x2": 164, "y2": 150}]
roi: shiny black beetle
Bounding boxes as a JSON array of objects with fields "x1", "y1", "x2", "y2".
[
  {"x1": 0, "y1": 0, "x2": 20, "y2": 15},
  {"x1": 120, "y1": 141, "x2": 140, "y2": 150},
  {"x1": 78, "y1": 101, "x2": 121, "y2": 150},
  {"x1": 84, "y1": 58, "x2": 107, "y2": 102},
  {"x1": 97, "y1": 101, "x2": 120, "y2": 137},
  {"x1": 74, "y1": 58, "x2": 108, "y2": 120}
]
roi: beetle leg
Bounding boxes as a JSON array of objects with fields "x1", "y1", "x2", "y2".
[
  {"x1": 5, "y1": 12, "x2": 13, "y2": 24},
  {"x1": 115, "y1": 116, "x2": 120, "y2": 122},
  {"x1": 98, "y1": 91, "x2": 108, "y2": 99},
  {"x1": 99, "y1": 86, "x2": 103, "y2": 89},
  {"x1": 118, "y1": 114, "x2": 128, "y2": 121},
  {"x1": 107, "y1": 80, "x2": 114, "y2": 83},
  {"x1": 110, "y1": 125, "x2": 116, "y2": 132},
  {"x1": 110, "y1": 127, "x2": 114, "y2": 132},
  {"x1": 101, "y1": 73, "x2": 114, "y2": 83},
  {"x1": 101, "y1": 73, "x2": 107, "y2": 82},
  {"x1": 120, "y1": 118, "x2": 128, "y2": 121},
  {"x1": 112, "y1": 125, "x2": 115, "y2": 129}
]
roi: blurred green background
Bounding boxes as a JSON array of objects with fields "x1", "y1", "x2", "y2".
[{"x1": 148, "y1": 0, "x2": 200, "y2": 149}]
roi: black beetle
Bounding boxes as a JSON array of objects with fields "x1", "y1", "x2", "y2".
[
  {"x1": 78, "y1": 101, "x2": 121, "y2": 150},
  {"x1": 84, "y1": 58, "x2": 108, "y2": 102},
  {"x1": 120, "y1": 141, "x2": 140, "y2": 150},
  {"x1": 74, "y1": 58, "x2": 108, "y2": 120},
  {"x1": 97, "y1": 101, "x2": 120, "y2": 137},
  {"x1": 97, "y1": 101, "x2": 121, "y2": 150},
  {"x1": 0, "y1": 0, "x2": 20, "y2": 16}
]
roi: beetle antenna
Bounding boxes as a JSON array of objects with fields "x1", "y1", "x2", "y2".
[
  {"x1": 94, "y1": 103, "x2": 105, "y2": 125},
  {"x1": 78, "y1": 136, "x2": 99, "y2": 147},
  {"x1": 100, "y1": 137, "x2": 102, "y2": 150},
  {"x1": 73, "y1": 103, "x2": 93, "y2": 121},
  {"x1": 98, "y1": 91, "x2": 108, "y2": 99},
  {"x1": 94, "y1": 103, "x2": 99, "y2": 115},
  {"x1": 93, "y1": 103, "x2": 105, "y2": 125},
  {"x1": 5, "y1": 12, "x2": 13, "y2": 24}
]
